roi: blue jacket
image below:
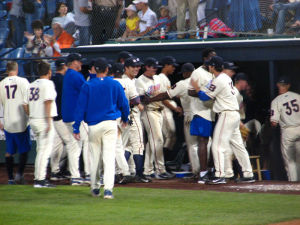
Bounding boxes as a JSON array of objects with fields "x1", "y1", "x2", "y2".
[
  {"x1": 73, "y1": 76, "x2": 130, "y2": 133},
  {"x1": 62, "y1": 68, "x2": 86, "y2": 122}
]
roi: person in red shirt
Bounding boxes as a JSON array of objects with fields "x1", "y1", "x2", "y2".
[{"x1": 51, "y1": 22, "x2": 75, "y2": 57}]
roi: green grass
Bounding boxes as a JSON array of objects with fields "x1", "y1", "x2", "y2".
[{"x1": 0, "y1": 185, "x2": 299, "y2": 225}]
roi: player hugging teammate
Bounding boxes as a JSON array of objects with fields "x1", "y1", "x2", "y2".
[{"x1": 2, "y1": 48, "x2": 299, "y2": 198}]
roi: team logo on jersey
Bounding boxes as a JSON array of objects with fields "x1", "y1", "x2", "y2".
[{"x1": 146, "y1": 84, "x2": 160, "y2": 96}]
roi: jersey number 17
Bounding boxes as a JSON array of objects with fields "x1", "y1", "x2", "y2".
[{"x1": 5, "y1": 85, "x2": 17, "y2": 99}]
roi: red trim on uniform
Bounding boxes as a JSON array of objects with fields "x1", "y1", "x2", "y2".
[
  {"x1": 216, "y1": 113, "x2": 227, "y2": 177},
  {"x1": 145, "y1": 110, "x2": 162, "y2": 174}
]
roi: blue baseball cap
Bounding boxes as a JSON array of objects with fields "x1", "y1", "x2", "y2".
[{"x1": 205, "y1": 56, "x2": 224, "y2": 67}]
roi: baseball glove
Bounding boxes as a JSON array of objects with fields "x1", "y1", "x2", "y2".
[{"x1": 240, "y1": 125, "x2": 250, "y2": 141}]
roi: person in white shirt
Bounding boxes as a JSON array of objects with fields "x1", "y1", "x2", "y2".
[
  {"x1": 270, "y1": 76, "x2": 300, "y2": 181},
  {"x1": 134, "y1": 0, "x2": 158, "y2": 37},
  {"x1": 191, "y1": 56, "x2": 254, "y2": 184},
  {"x1": 23, "y1": 61, "x2": 57, "y2": 188},
  {"x1": 0, "y1": 61, "x2": 31, "y2": 185},
  {"x1": 73, "y1": 0, "x2": 91, "y2": 45}
]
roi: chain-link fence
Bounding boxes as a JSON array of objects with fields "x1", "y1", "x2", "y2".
[{"x1": 2, "y1": 0, "x2": 300, "y2": 50}]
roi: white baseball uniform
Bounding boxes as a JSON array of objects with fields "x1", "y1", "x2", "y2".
[
  {"x1": 0, "y1": 76, "x2": 29, "y2": 133},
  {"x1": 188, "y1": 66, "x2": 215, "y2": 122},
  {"x1": 205, "y1": 73, "x2": 253, "y2": 178},
  {"x1": 136, "y1": 74, "x2": 166, "y2": 175},
  {"x1": 24, "y1": 79, "x2": 57, "y2": 181},
  {"x1": 158, "y1": 73, "x2": 177, "y2": 150},
  {"x1": 271, "y1": 91, "x2": 300, "y2": 181},
  {"x1": 167, "y1": 77, "x2": 199, "y2": 174}
]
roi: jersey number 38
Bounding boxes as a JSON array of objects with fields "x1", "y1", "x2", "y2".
[{"x1": 29, "y1": 87, "x2": 40, "y2": 101}]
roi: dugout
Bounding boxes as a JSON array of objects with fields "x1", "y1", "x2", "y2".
[
  {"x1": 63, "y1": 38, "x2": 300, "y2": 181},
  {"x1": 1, "y1": 37, "x2": 300, "y2": 181}
]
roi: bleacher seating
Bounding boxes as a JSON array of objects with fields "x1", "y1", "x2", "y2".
[
  {"x1": 0, "y1": 28, "x2": 9, "y2": 49},
  {"x1": 0, "y1": 1, "x2": 6, "y2": 10},
  {"x1": 0, "y1": 10, "x2": 7, "y2": 18},
  {"x1": 0, "y1": 48, "x2": 26, "y2": 76}
]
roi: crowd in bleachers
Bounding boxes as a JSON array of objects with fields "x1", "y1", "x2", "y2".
[{"x1": 1, "y1": 1, "x2": 300, "y2": 49}]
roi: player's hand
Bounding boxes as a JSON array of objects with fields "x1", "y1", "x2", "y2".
[
  {"x1": 140, "y1": 95, "x2": 151, "y2": 105},
  {"x1": 175, "y1": 106, "x2": 183, "y2": 116},
  {"x1": 137, "y1": 103, "x2": 144, "y2": 112},
  {"x1": 190, "y1": 78, "x2": 200, "y2": 92},
  {"x1": 121, "y1": 121, "x2": 128, "y2": 128},
  {"x1": 73, "y1": 133, "x2": 81, "y2": 141}
]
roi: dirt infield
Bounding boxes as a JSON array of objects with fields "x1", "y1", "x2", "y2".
[{"x1": 1, "y1": 164, "x2": 300, "y2": 195}]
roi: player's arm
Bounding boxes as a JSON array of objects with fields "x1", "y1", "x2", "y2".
[
  {"x1": 23, "y1": 104, "x2": 29, "y2": 116},
  {"x1": 44, "y1": 100, "x2": 53, "y2": 133},
  {"x1": 190, "y1": 78, "x2": 212, "y2": 101},
  {"x1": 73, "y1": 84, "x2": 88, "y2": 139},
  {"x1": 270, "y1": 100, "x2": 279, "y2": 127},
  {"x1": 116, "y1": 84, "x2": 130, "y2": 126}
]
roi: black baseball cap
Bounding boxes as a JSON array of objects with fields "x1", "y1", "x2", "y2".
[
  {"x1": 181, "y1": 63, "x2": 195, "y2": 73},
  {"x1": 94, "y1": 57, "x2": 109, "y2": 71},
  {"x1": 205, "y1": 56, "x2": 224, "y2": 67},
  {"x1": 277, "y1": 76, "x2": 291, "y2": 84},
  {"x1": 224, "y1": 61, "x2": 238, "y2": 70},
  {"x1": 111, "y1": 63, "x2": 124, "y2": 75},
  {"x1": 117, "y1": 51, "x2": 133, "y2": 62},
  {"x1": 55, "y1": 58, "x2": 66, "y2": 67},
  {"x1": 234, "y1": 72, "x2": 248, "y2": 82},
  {"x1": 124, "y1": 57, "x2": 142, "y2": 67},
  {"x1": 144, "y1": 57, "x2": 162, "y2": 68},
  {"x1": 66, "y1": 53, "x2": 82, "y2": 63},
  {"x1": 161, "y1": 56, "x2": 179, "y2": 67}
]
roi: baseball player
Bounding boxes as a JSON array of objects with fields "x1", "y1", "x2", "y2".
[
  {"x1": 190, "y1": 56, "x2": 254, "y2": 184},
  {"x1": 61, "y1": 53, "x2": 87, "y2": 185},
  {"x1": 145, "y1": 63, "x2": 200, "y2": 175},
  {"x1": 0, "y1": 61, "x2": 31, "y2": 185},
  {"x1": 158, "y1": 56, "x2": 182, "y2": 158},
  {"x1": 121, "y1": 57, "x2": 151, "y2": 182},
  {"x1": 117, "y1": 51, "x2": 133, "y2": 64},
  {"x1": 136, "y1": 57, "x2": 170, "y2": 179},
  {"x1": 187, "y1": 48, "x2": 216, "y2": 184},
  {"x1": 23, "y1": 61, "x2": 57, "y2": 188},
  {"x1": 50, "y1": 59, "x2": 69, "y2": 181},
  {"x1": 73, "y1": 57, "x2": 129, "y2": 199},
  {"x1": 270, "y1": 76, "x2": 300, "y2": 181}
]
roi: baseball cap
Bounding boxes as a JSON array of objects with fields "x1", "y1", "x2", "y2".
[
  {"x1": 277, "y1": 76, "x2": 291, "y2": 84},
  {"x1": 94, "y1": 57, "x2": 109, "y2": 71},
  {"x1": 125, "y1": 4, "x2": 137, "y2": 12},
  {"x1": 161, "y1": 56, "x2": 179, "y2": 67},
  {"x1": 234, "y1": 72, "x2": 248, "y2": 82},
  {"x1": 55, "y1": 58, "x2": 66, "y2": 67},
  {"x1": 223, "y1": 61, "x2": 238, "y2": 70},
  {"x1": 67, "y1": 53, "x2": 82, "y2": 63},
  {"x1": 144, "y1": 57, "x2": 162, "y2": 68},
  {"x1": 124, "y1": 57, "x2": 142, "y2": 67},
  {"x1": 133, "y1": 0, "x2": 148, "y2": 4},
  {"x1": 181, "y1": 63, "x2": 195, "y2": 73},
  {"x1": 117, "y1": 51, "x2": 133, "y2": 62},
  {"x1": 205, "y1": 56, "x2": 224, "y2": 67},
  {"x1": 111, "y1": 63, "x2": 124, "y2": 75}
]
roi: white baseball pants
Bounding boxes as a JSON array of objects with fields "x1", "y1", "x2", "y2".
[
  {"x1": 80, "y1": 122, "x2": 91, "y2": 176},
  {"x1": 115, "y1": 123, "x2": 130, "y2": 176},
  {"x1": 30, "y1": 118, "x2": 55, "y2": 181},
  {"x1": 142, "y1": 110, "x2": 166, "y2": 175},
  {"x1": 89, "y1": 120, "x2": 117, "y2": 191},
  {"x1": 213, "y1": 111, "x2": 253, "y2": 178},
  {"x1": 162, "y1": 108, "x2": 176, "y2": 150},
  {"x1": 183, "y1": 115, "x2": 200, "y2": 174},
  {"x1": 281, "y1": 126, "x2": 300, "y2": 181}
]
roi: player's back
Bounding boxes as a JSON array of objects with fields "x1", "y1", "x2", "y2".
[
  {"x1": 271, "y1": 91, "x2": 300, "y2": 128},
  {"x1": 27, "y1": 79, "x2": 57, "y2": 119},
  {"x1": 0, "y1": 76, "x2": 29, "y2": 133}
]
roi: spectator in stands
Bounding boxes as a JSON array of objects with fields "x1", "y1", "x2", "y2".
[
  {"x1": 156, "y1": 5, "x2": 171, "y2": 32},
  {"x1": 121, "y1": 4, "x2": 140, "y2": 41},
  {"x1": 91, "y1": 0, "x2": 123, "y2": 44},
  {"x1": 44, "y1": 0, "x2": 66, "y2": 24},
  {"x1": 133, "y1": 0, "x2": 158, "y2": 37},
  {"x1": 52, "y1": 2, "x2": 76, "y2": 36},
  {"x1": 176, "y1": 0, "x2": 199, "y2": 39},
  {"x1": 227, "y1": 0, "x2": 262, "y2": 32},
  {"x1": 24, "y1": 0, "x2": 45, "y2": 33},
  {"x1": 25, "y1": 20, "x2": 53, "y2": 57},
  {"x1": 50, "y1": 21, "x2": 75, "y2": 57},
  {"x1": 74, "y1": 0, "x2": 92, "y2": 45},
  {"x1": 270, "y1": 0, "x2": 300, "y2": 34},
  {"x1": 9, "y1": 0, "x2": 25, "y2": 47}
]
